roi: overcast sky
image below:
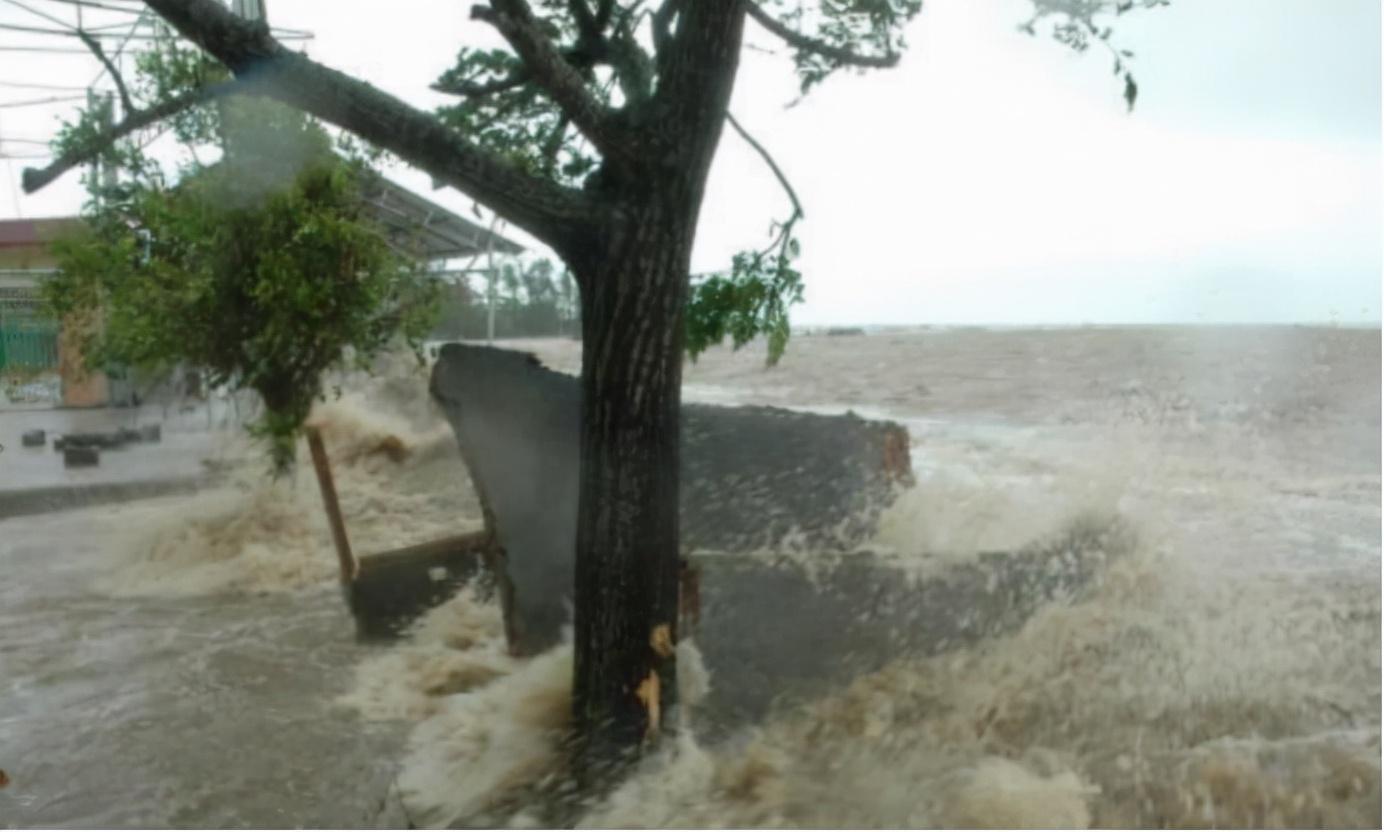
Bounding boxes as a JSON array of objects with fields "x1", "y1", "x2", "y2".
[{"x1": 1, "y1": 0, "x2": 1378, "y2": 325}]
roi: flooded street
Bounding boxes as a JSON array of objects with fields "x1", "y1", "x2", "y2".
[
  {"x1": 1, "y1": 326, "x2": 1379, "y2": 827},
  {"x1": 1, "y1": 505, "x2": 409, "y2": 827}
]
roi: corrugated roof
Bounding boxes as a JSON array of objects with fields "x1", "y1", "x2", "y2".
[
  {"x1": 359, "y1": 174, "x2": 525, "y2": 260},
  {"x1": 0, "y1": 177, "x2": 523, "y2": 262}
]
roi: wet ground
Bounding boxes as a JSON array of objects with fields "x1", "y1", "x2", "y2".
[
  {"x1": 0, "y1": 504, "x2": 410, "y2": 827},
  {"x1": 0, "y1": 404, "x2": 228, "y2": 518}
]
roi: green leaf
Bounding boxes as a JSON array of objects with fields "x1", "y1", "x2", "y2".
[{"x1": 685, "y1": 231, "x2": 805, "y2": 368}]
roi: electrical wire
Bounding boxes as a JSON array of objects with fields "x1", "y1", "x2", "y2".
[
  {"x1": 0, "y1": 93, "x2": 86, "y2": 107},
  {"x1": 0, "y1": 79, "x2": 88, "y2": 91},
  {"x1": 0, "y1": 45, "x2": 92, "y2": 53},
  {"x1": 0, "y1": 23, "x2": 180, "y2": 42},
  {"x1": 35, "y1": 0, "x2": 144, "y2": 12},
  {"x1": 87, "y1": 4, "x2": 145, "y2": 88},
  {"x1": 0, "y1": 0, "x2": 76, "y2": 31},
  {"x1": 0, "y1": 22, "x2": 81, "y2": 37}
]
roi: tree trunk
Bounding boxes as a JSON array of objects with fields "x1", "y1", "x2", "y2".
[{"x1": 571, "y1": 201, "x2": 694, "y2": 781}]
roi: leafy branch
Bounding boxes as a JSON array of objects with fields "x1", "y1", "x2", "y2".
[{"x1": 686, "y1": 112, "x2": 806, "y2": 367}]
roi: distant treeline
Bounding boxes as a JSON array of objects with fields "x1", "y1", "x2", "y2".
[{"x1": 430, "y1": 259, "x2": 580, "y2": 340}]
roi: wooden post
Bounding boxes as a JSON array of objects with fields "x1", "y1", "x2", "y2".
[{"x1": 306, "y1": 426, "x2": 357, "y2": 584}]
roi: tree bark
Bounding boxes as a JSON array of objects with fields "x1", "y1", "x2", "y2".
[
  {"x1": 564, "y1": 0, "x2": 745, "y2": 784},
  {"x1": 570, "y1": 197, "x2": 695, "y2": 780}
]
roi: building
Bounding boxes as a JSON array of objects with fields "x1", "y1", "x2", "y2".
[
  {"x1": 0, "y1": 179, "x2": 521, "y2": 408},
  {"x1": 0, "y1": 217, "x2": 101, "y2": 406}
]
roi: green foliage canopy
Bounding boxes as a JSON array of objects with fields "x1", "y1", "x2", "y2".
[{"x1": 45, "y1": 50, "x2": 440, "y2": 473}]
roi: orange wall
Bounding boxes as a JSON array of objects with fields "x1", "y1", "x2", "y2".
[{"x1": 58, "y1": 312, "x2": 109, "y2": 408}]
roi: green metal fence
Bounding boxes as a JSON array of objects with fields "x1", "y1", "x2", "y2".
[
  {"x1": 0, "y1": 286, "x2": 61, "y2": 375},
  {"x1": 0, "y1": 320, "x2": 60, "y2": 373}
]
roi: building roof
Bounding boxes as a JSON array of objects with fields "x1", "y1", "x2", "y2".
[
  {"x1": 0, "y1": 217, "x2": 84, "y2": 271},
  {"x1": 0, "y1": 217, "x2": 83, "y2": 251},
  {"x1": 0, "y1": 178, "x2": 523, "y2": 266},
  {"x1": 360, "y1": 175, "x2": 524, "y2": 260}
]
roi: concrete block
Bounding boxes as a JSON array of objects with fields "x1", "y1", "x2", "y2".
[
  {"x1": 63, "y1": 446, "x2": 100, "y2": 468},
  {"x1": 21, "y1": 430, "x2": 45, "y2": 448},
  {"x1": 429, "y1": 343, "x2": 914, "y2": 653}
]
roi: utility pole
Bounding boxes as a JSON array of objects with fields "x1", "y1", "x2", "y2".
[
  {"x1": 85, "y1": 90, "x2": 118, "y2": 205},
  {"x1": 484, "y1": 217, "x2": 500, "y2": 343}
]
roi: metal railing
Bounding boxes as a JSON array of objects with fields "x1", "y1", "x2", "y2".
[{"x1": 0, "y1": 283, "x2": 60, "y2": 374}]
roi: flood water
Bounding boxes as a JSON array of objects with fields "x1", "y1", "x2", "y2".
[{"x1": 1, "y1": 326, "x2": 1379, "y2": 827}]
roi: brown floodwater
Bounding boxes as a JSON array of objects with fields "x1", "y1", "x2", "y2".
[{"x1": 1, "y1": 326, "x2": 1378, "y2": 827}]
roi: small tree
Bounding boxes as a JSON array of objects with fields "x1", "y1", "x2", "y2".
[
  {"x1": 25, "y1": 0, "x2": 1161, "y2": 781},
  {"x1": 44, "y1": 63, "x2": 439, "y2": 473}
]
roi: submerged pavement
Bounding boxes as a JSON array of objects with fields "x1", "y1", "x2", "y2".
[{"x1": 0, "y1": 403, "x2": 231, "y2": 519}]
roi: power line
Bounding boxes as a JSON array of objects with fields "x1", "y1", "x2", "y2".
[
  {"x1": 0, "y1": 93, "x2": 86, "y2": 107},
  {"x1": 0, "y1": 23, "x2": 179, "y2": 41},
  {"x1": 88, "y1": 3, "x2": 145, "y2": 88},
  {"x1": 0, "y1": 79, "x2": 88, "y2": 91},
  {"x1": 0, "y1": 22, "x2": 79, "y2": 37},
  {"x1": 78, "y1": 18, "x2": 142, "y2": 32},
  {"x1": 0, "y1": 0, "x2": 76, "y2": 31},
  {"x1": 0, "y1": 45, "x2": 92, "y2": 53},
  {"x1": 35, "y1": 0, "x2": 144, "y2": 11}
]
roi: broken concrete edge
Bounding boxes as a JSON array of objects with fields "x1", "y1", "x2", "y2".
[
  {"x1": 426, "y1": 356, "x2": 520, "y2": 649},
  {"x1": 428, "y1": 342, "x2": 917, "y2": 656},
  {"x1": 0, "y1": 475, "x2": 217, "y2": 522}
]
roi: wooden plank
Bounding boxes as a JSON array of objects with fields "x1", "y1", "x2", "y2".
[{"x1": 305, "y1": 426, "x2": 357, "y2": 584}]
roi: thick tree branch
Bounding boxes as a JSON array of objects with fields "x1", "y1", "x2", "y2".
[
  {"x1": 653, "y1": 0, "x2": 744, "y2": 170},
  {"x1": 474, "y1": 0, "x2": 630, "y2": 160},
  {"x1": 137, "y1": 0, "x2": 594, "y2": 250},
  {"x1": 76, "y1": 29, "x2": 135, "y2": 115},
  {"x1": 744, "y1": 1, "x2": 899, "y2": 69},
  {"x1": 22, "y1": 79, "x2": 244, "y2": 194}
]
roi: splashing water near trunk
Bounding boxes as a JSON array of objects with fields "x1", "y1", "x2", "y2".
[{"x1": 1, "y1": 326, "x2": 1377, "y2": 827}]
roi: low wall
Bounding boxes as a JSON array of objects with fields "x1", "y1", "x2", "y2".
[{"x1": 430, "y1": 343, "x2": 914, "y2": 652}]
